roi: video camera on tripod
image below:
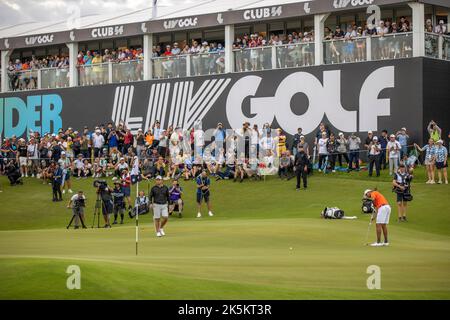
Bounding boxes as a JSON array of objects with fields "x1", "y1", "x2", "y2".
[{"x1": 93, "y1": 179, "x2": 108, "y2": 190}]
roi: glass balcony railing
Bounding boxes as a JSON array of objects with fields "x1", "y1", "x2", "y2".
[
  {"x1": 7, "y1": 69, "x2": 39, "y2": 91},
  {"x1": 190, "y1": 52, "x2": 226, "y2": 76},
  {"x1": 425, "y1": 32, "x2": 440, "y2": 58},
  {"x1": 112, "y1": 59, "x2": 144, "y2": 83},
  {"x1": 276, "y1": 42, "x2": 315, "y2": 68},
  {"x1": 152, "y1": 55, "x2": 187, "y2": 79},
  {"x1": 41, "y1": 67, "x2": 70, "y2": 89},
  {"x1": 234, "y1": 46, "x2": 273, "y2": 72},
  {"x1": 443, "y1": 35, "x2": 450, "y2": 61},
  {"x1": 371, "y1": 32, "x2": 413, "y2": 60},
  {"x1": 78, "y1": 63, "x2": 109, "y2": 86},
  {"x1": 323, "y1": 37, "x2": 367, "y2": 64}
]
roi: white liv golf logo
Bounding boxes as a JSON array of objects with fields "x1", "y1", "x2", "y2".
[
  {"x1": 227, "y1": 66, "x2": 394, "y2": 135},
  {"x1": 163, "y1": 17, "x2": 198, "y2": 30},
  {"x1": 334, "y1": 0, "x2": 375, "y2": 9},
  {"x1": 111, "y1": 66, "x2": 394, "y2": 134}
]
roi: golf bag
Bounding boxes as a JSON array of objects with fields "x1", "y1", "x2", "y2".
[
  {"x1": 322, "y1": 207, "x2": 345, "y2": 219},
  {"x1": 361, "y1": 198, "x2": 375, "y2": 214}
]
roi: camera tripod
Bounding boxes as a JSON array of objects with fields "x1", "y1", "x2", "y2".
[
  {"x1": 91, "y1": 193, "x2": 104, "y2": 228},
  {"x1": 66, "y1": 209, "x2": 87, "y2": 229}
]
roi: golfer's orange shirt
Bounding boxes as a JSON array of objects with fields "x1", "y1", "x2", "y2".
[{"x1": 370, "y1": 191, "x2": 389, "y2": 209}]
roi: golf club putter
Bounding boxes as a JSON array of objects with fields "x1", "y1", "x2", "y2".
[{"x1": 364, "y1": 212, "x2": 375, "y2": 246}]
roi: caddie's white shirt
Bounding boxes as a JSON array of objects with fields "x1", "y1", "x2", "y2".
[
  {"x1": 387, "y1": 140, "x2": 401, "y2": 158},
  {"x1": 71, "y1": 194, "x2": 85, "y2": 201},
  {"x1": 27, "y1": 143, "x2": 39, "y2": 159}
]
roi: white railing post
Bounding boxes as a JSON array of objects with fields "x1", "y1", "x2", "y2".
[
  {"x1": 366, "y1": 36, "x2": 372, "y2": 61},
  {"x1": 438, "y1": 35, "x2": 443, "y2": 59},
  {"x1": 225, "y1": 24, "x2": 235, "y2": 73},
  {"x1": 143, "y1": 34, "x2": 153, "y2": 80},
  {"x1": 409, "y1": 2, "x2": 425, "y2": 57},
  {"x1": 186, "y1": 55, "x2": 191, "y2": 77},
  {"x1": 1, "y1": 50, "x2": 10, "y2": 92},
  {"x1": 108, "y1": 62, "x2": 113, "y2": 84},
  {"x1": 37, "y1": 69, "x2": 42, "y2": 89},
  {"x1": 314, "y1": 13, "x2": 330, "y2": 66},
  {"x1": 271, "y1": 46, "x2": 277, "y2": 69},
  {"x1": 66, "y1": 42, "x2": 78, "y2": 87}
]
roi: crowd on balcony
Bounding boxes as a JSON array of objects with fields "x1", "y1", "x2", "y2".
[
  {"x1": 76, "y1": 47, "x2": 144, "y2": 85},
  {"x1": 151, "y1": 40, "x2": 226, "y2": 77},
  {"x1": 6, "y1": 55, "x2": 69, "y2": 91}
]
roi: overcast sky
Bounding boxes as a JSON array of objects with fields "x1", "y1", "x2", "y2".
[{"x1": 0, "y1": 0, "x2": 194, "y2": 27}]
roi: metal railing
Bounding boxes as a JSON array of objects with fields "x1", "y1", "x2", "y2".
[
  {"x1": 233, "y1": 46, "x2": 273, "y2": 72},
  {"x1": 41, "y1": 67, "x2": 70, "y2": 89},
  {"x1": 443, "y1": 34, "x2": 450, "y2": 61},
  {"x1": 6, "y1": 69, "x2": 39, "y2": 91},
  {"x1": 190, "y1": 52, "x2": 225, "y2": 76},
  {"x1": 112, "y1": 59, "x2": 144, "y2": 83},
  {"x1": 78, "y1": 63, "x2": 109, "y2": 86},
  {"x1": 152, "y1": 55, "x2": 187, "y2": 79},
  {"x1": 371, "y1": 32, "x2": 413, "y2": 60},
  {"x1": 275, "y1": 42, "x2": 315, "y2": 68},
  {"x1": 323, "y1": 37, "x2": 367, "y2": 64}
]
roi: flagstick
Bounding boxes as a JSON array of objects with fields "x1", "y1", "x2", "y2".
[{"x1": 136, "y1": 180, "x2": 139, "y2": 256}]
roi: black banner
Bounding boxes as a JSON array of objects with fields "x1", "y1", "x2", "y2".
[{"x1": 0, "y1": 58, "x2": 433, "y2": 145}]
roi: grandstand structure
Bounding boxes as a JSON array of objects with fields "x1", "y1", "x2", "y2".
[{"x1": 0, "y1": 0, "x2": 449, "y2": 143}]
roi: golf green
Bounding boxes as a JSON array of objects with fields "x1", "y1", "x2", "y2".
[{"x1": 0, "y1": 169, "x2": 449, "y2": 299}]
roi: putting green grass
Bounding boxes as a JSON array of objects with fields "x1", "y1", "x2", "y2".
[{"x1": 0, "y1": 169, "x2": 449, "y2": 299}]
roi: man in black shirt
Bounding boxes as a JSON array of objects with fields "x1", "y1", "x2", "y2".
[
  {"x1": 16, "y1": 139, "x2": 28, "y2": 177},
  {"x1": 149, "y1": 176, "x2": 170, "y2": 237},
  {"x1": 98, "y1": 183, "x2": 113, "y2": 228},
  {"x1": 294, "y1": 146, "x2": 309, "y2": 190}
]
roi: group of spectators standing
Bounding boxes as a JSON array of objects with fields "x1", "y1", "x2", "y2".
[{"x1": 152, "y1": 40, "x2": 226, "y2": 77}]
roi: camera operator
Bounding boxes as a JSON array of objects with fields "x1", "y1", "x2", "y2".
[
  {"x1": 294, "y1": 145, "x2": 309, "y2": 190},
  {"x1": 111, "y1": 179, "x2": 126, "y2": 224},
  {"x1": 67, "y1": 190, "x2": 87, "y2": 229},
  {"x1": 392, "y1": 163, "x2": 413, "y2": 222},
  {"x1": 6, "y1": 160, "x2": 22, "y2": 186},
  {"x1": 97, "y1": 181, "x2": 113, "y2": 228}
]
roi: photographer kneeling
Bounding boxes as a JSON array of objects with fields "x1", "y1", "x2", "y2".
[
  {"x1": 67, "y1": 191, "x2": 87, "y2": 229},
  {"x1": 392, "y1": 163, "x2": 413, "y2": 222}
]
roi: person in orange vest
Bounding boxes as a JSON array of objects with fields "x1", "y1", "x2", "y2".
[{"x1": 364, "y1": 189, "x2": 392, "y2": 247}]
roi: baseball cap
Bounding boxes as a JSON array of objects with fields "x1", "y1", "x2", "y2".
[
  {"x1": 390, "y1": 134, "x2": 395, "y2": 138},
  {"x1": 61, "y1": 151, "x2": 66, "y2": 155},
  {"x1": 373, "y1": 136, "x2": 378, "y2": 141},
  {"x1": 155, "y1": 175, "x2": 162, "y2": 180},
  {"x1": 364, "y1": 189, "x2": 372, "y2": 198},
  {"x1": 368, "y1": 130, "x2": 373, "y2": 134}
]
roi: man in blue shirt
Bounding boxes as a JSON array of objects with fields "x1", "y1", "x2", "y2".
[
  {"x1": 196, "y1": 170, "x2": 214, "y2": 218},
  {"x1": 396, "y1": 127, "x2": 409, "y2": 159},
  {"x1": 52, "y1": 163, "x2": 63, "y2": 202}
]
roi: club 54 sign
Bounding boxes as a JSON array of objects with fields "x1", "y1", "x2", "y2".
[
  {"x1": 226, "y1": 66, "x2": 394, "y2": 135},
  {"x1": 243, "y1": 6, "x2": 282, "y2": 21}
]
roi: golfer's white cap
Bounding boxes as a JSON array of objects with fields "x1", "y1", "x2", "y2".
[
  {"x1": 364, "y1": 189, "x2": 372, "y2": 197},
  {"x1": 155, "y1": 175, "x2": 162, "y2": 180}
]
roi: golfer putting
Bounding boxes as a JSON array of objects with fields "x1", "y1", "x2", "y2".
[{"x1": 363, "y1": 189, "x2": 391, "y2": 247}]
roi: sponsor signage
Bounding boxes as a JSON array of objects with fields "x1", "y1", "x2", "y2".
[{"x1": 0, "y1": 59, "x2": 427, "y2": 144}]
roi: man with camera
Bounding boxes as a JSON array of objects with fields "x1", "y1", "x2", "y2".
[
  {"x1": 67, "y1": 190, "x2": 87, "y2": 229},
  {"x1": 393, "y1": 163, "x2": 413, "y2": 222},
  {"x1": 111, "y1": 179, "x2": 126, "y2": 224},
  {"x1": 96, "y1": 180, "x2": 113, "y2": 228},
  {"x1": 149, "y1": 176, "x2": 170, "y2": 237},
  {"x1": 294, "y1": 145, "x2": 309, "y2": 190}
]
